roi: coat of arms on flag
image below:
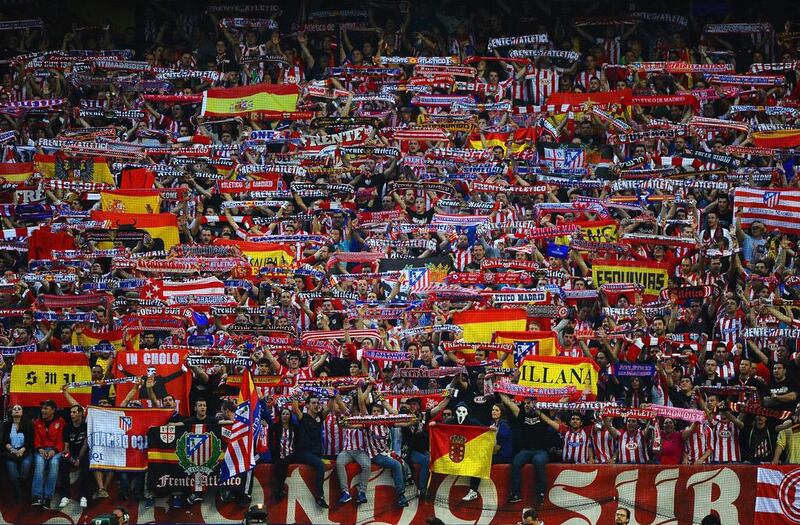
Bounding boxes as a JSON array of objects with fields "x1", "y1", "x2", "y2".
[
  {"x1": 177, "y1": 430, "x2": 222, "y2": 476},
  {"x1": 160, "y1": 425, "x2": 176, "y2": 444},
  {"x1": 118, "y1": 416, "x2": 132, "y2": 432}
]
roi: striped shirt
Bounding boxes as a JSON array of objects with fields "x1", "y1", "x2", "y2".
[
  {"x1": 559, "y1": 424, "x2": 593, "y2": 463},
  {"x1": 684, "y1": 422, "x2": 713, "y2": 464},
  {"x1": 523, "y1": 68, "x2": 560, "y2": 105},
  {"x1": 618, "y1": 428, "x2": 649, "y2": 464},
  {"x1": 711, "y1": 419, "x2": 741, "y2": 463},
  {"x1": 323, "y1": 412, "x2": 344, "y2": 456},
  {"x1": 365, "y1": 424, "x2": 391, "y2": 459},
  {"x1": 592, "y1": 427, "x2": 616, "y2": 463}
]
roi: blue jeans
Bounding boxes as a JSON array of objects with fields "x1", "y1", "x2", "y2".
[
  {"x1": 511, "y1": 449, "x2": 548, "y2": 497},
  {"x1": 294, "y1": 450, "x2": 325, "y2": 497},
  {"x1": 372, "y1": 454, "x2": 404, "y2": 495},
  {"x1": 390, "y1": 427, "x2": 402, "y2": 456},
  {"x1": 5, "y1": 455, "x2": 33, "y2": 497},
  {"x1": 408, "y1": 450, "x2": 429, "y2": 492},
  {"x1": 32, "y1": 450, "x2": 61, "y2": 500}
]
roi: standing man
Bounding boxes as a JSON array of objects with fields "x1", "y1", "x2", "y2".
[
  {"x1": 32, "y1": 400, "x2": 66, "y2": 508},
  {"x1": 615, "y1": 507, "x2": 631, "y2": 524}
]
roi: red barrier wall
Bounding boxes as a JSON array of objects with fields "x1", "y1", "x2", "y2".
[{"x1": 2, "y1": 463, "x2": 799, "y2": 524}]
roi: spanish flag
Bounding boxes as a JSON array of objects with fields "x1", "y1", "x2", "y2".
[
  {"x1": 201, "y1": 83, "x2": 299, "y2": 117},
  {"x1": 494, "y1": 330, "x2": 560, "y2": 363},
  {"x1": 453, "y1": 308, "x2": 528, "y2": 344},
  {"x1": 213, "y1": 238, "x2": 294, "y2": 274},
  {"x1": 753, "y1": 129, "x2": 800, "y2": 149},
  {"x1": 468, "y1": 128, "x2": 536, "y2": 154},
  {"x1": 10, "y1": 352, "x2": 92, "y2": 407},
  {"x1": 72, "y1": 327, "x2": 130, "y2": 352},
  {"x1": 430, "y1": 424, "x2": 496, "y2": 479},
  {"x1": 100, "y1": 189, "x2": 162, "y2": 214},
  {"x1": 0, "y1": 162, "x2": 34, "y2": 182},
  {"x1": 91, "y1": 211, "x2": 180, "y2": 251},
  {"x1": 34, "y1": 153, "x2": 56, "y2": 178}
]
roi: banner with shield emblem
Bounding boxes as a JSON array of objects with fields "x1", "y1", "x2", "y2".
[{"x1": 147, "y1": 424, "x2": 243, "y2": 493}]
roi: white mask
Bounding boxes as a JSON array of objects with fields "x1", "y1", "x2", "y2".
[{"x1": 456, "y1": 406, "x2": 468, "y2": 425}]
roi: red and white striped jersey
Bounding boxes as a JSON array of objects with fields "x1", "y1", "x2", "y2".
[
  {"x1": 340, "y1": 425, "x2": 368, "y2": 452},
  {"x1": 451, "y1": 248, "x2": 473, "y2": 271},
  {"x1": 716, "y1": 360, "x2": 737, "y2": 381},
  {"x1": 597, "y1": 37, "x2": 622, "y2": 65},
  {"x1": 711, "y1": 419, "x2": 741, "y2": 462},
  {"x1": 323, "y1": 412, "x2": 344, "y2": 456},
  {"x1": 702, "y1": 271, "x2": 727, "y2": 289},
  {"x1": 592, "y1": 427, "x2": 616, "y2": 463},
  {"x1": 559, "y1": 424, "x2": 593, "y2": 463},
  {"x1": 365, "y1": 424, "x2": 391, "y2": 458},
  {"x1": 714, "y1": 312, "x2": 746, "y2": 344},
  {"x1": 281, "y1": 64, "x2": 305, "y2": 85},
  {"x1": 684, "y1": 422, "x2": 713, "y2": 464},
  {"x1": 574, "y1": 70, "x2": 600, "y2": 91},
  {"x1": 491, "y1": 207, "x2": 517, "y2": 225},
  {"x1": 617, "y1": 428, "x2": 649, "y2": 464},
  {"x1": 523, "y1": 68, "x2": 560, "y2": 105}
]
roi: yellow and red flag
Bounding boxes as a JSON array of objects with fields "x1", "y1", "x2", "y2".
[
  {"x1": 213, "y1": 238, "x2": 294, "y2": 274},
  {"x1": 591, "y1": 259, "x2": 669, "y2": 300},
  {"x1": 201, "y1": 83, "x2": 299, "y2": 117},
  {"x1": 91, "y1": 211, "x2": 180, "y2": 251},
  {"x1": 430, "y1": 423, "x2": 496, "y2": 479},
  {"x1": 453, "y1": 308, "x2": 527, "y2": 343},
  {"x1": 34, "y1": 153, "x2": 56, "y2": 178},
  {"x1": 100, "y1": 189, "x2": 162, "y2": 214},
  {"x1": 10, "y1": 352, "x2": 92, "y2": 407},
  {"x1": 0, "y1": 162, "x2": 34, "y2": 183},
  {"x1": 753, "y1": 129, "x2": 800, "y2": 149},
  {"x1": 494, "y1": 330, "x2": 560, "y2": 363},
  {"x1": 518, "y1": 355, "x2": 600, "y2": 398},
  {"x1": 468, "y1": 127, "x2": 537, "y2": 154}
]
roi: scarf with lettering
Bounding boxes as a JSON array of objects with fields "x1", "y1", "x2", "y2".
[
  {"x1": 704, "y1": 23, "x2": 773, "y2": 34},
  {"x1": 481, "y1": 258, "x2": 539, "y2": 271},
  {"x1": 35, "y1": 311, "x2": 98, "y2": 322},
  {"x1": 379, "y1": 56, "x2": 459, "y2": 65},
  {"x1": 65, "y1": 376, "x2": 140, "y2": 389},
  {"x1": 705, "y1": 74, "x2": 784, "y2": 86},
  {"x1": 608, "y1": 127, "x2": 688, "y2": 144},
  {"x1": 398, "y1": 366, "x2": 466, "y2": 379},
  {"x1": 0, "y1": 343, "x2": 37, "y2": 356},
  {"x1": 730, "y1": 402, "x2": 792, "y2": 421},
  {"x1": 487, "y1": 34, "x2": 549, "y2": 50},
  {"x1": 631, "y1": 12, "x2": 687, "y2": 26},
  {"x1": 491, "y1": 381, "x2": 576, "y2": 400}
]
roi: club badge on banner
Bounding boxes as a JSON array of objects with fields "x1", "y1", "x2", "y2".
[{"x1": 87, "y1": 406, "x2": 174, "y2": 471}]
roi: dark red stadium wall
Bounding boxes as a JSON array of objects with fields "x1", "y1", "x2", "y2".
[{"x1": 2, "y1": 463, "x2": 792, "y2": 524}]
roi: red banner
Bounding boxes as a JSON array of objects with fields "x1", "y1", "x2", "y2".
[
  {"x1": 113, "y1": 349, "x2": 192, "y2": 415},
  {"x1": 10, "y1": 463, "x2": 789, "y2": 524}
]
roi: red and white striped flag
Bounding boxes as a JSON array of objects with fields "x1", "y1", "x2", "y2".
[
  {"x1": 220, "y1": 366, "x2": 260, "y2": 481},
  {"x1": 755, "y1": 466, "x2": 800, "y2": 525},
  {"x1": 650, "y1": 155, "x2": 703, "y2": 168},
  {"x1": 140, "y1": 276, "x2": 226, "y2": 301},
  {"x1": 734, "y1": 187, "x2": 800, "y2": 235}
]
